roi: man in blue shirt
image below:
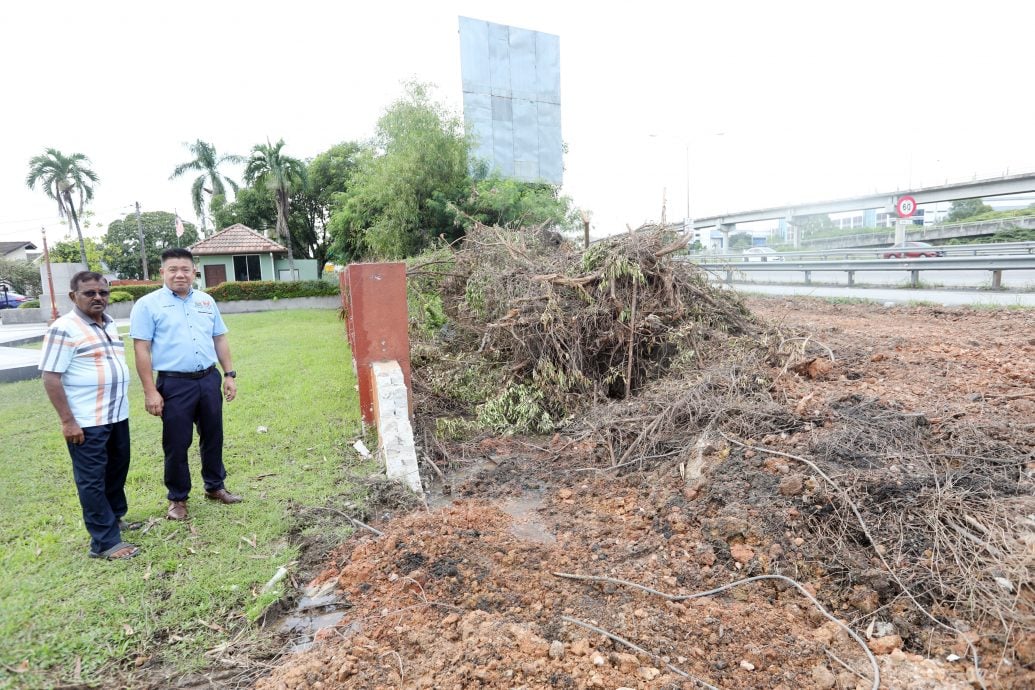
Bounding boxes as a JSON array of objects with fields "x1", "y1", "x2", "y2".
[
  {"x1": 41, "y1": 271, "x2": 138, "y2": 560},
  {"x1": 130, "y1": 248, "x2": 242, "y2": 521}
]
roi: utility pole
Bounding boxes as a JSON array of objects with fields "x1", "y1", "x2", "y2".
[
  {"x1": 41, "y1": 227, "x2": 59, "y2": 323},
  {"x1": 135, "y1": 202, "x2": 149, "y2": 280}
]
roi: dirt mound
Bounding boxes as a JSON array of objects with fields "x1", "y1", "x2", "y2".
[{"x1": 251, "y1": 285, "x2": 1033, "y2": 688}]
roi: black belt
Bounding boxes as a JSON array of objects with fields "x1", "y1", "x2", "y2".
[{"x1": 158, "y1": 366, "x2": 216, "y2": 380}]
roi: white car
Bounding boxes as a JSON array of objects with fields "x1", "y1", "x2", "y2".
[{"x1": 742, "y1": 246, "x2": 783, "y2": 262}]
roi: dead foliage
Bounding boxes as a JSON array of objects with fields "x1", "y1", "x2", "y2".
[
  {"x1": 408, "y1": 223, "x2": 757, "y2": 430},
  {"x1": 802, "y1": 396, "x2": 1034, "y2": 641}
]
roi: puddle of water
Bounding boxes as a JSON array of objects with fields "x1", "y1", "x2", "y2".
[
  {"x1": 426, "y1": 456, "x2": 499, "y2": 509},
  {"x1": 500, "y1": 495, "x2": 555, "y2": 544},
  {"x1": 425, "y1": 455, "x2": 556, "y2": 543},
  {"x1": 277, "y1": 584, "x2": 356, "y2": 653},
  {"x1": 280, "y1": 610, "x2": 346, "y2": 635},
  {"x1": 296, "y1": 593, "x2": 339, "y2": 611}
]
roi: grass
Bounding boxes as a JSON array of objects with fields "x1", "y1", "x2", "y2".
[
  {"x1": 822, "y1": 296, "x2": 880, "y2": 306},
  {"x1": 0, "y1": 310, "x2": 365, "y2": 688}
]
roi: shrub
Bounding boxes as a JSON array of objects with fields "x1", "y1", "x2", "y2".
[
  {"x1": 108, "y1": 291, "x2": 133, "y2": 303},
  {"x1": 111, "y1": 283, "x2": 163, "y2": 300},
  {"x1": 207, "y1": 280, "x2": 340, "y2": 302},
  {"x1": 19, "y1": 300, "x2": 40, "y2": 309}
]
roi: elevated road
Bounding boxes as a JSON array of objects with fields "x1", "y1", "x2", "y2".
[{"x1": 693, "y1": 171, "x2": 1035, "y2": 230}]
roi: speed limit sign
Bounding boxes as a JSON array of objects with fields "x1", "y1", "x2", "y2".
[{"x1": 896, "y1": 195, "x2": 917, "y2": 218}]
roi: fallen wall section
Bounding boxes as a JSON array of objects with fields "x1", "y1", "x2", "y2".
[{"x1": 370, "y1": 360, "x2": 422, "y2": 494}]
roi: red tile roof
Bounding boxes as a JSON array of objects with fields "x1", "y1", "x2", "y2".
[{"x1": 189, "y1": 224, "x2": 288, "y2": 255}]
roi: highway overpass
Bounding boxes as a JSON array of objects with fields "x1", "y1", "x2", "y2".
[{"x1": 693, "y1": 171, "x2": 1035, "y2": 243}]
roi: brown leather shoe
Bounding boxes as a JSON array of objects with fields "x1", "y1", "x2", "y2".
[
  {"x1": 167, "y1": 500, "x2": 188, "y2": 520},
  {"x1": 205, "y1": 488, "x2": 242, "y2": 504}
]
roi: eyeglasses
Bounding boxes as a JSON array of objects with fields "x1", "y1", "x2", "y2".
[{"x1": 78, "y1": 290, "x2": 111, "y2": 298}]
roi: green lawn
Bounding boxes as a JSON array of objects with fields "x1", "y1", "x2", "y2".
[{"x1": 0, "y1": 310, "x2": 365, "y2": 688}]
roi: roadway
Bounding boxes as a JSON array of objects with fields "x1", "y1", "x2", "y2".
[{"x1": 720, "y1": 281, "x2": 1035, "y2": 307}]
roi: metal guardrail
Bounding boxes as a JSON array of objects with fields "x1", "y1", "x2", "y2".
[
  {"x1": 690, "y1": 240, "x2": 1035, "y2": 263},
  {"x1": 685, "y1": 251, "x2": 1035, "y2": 289}
]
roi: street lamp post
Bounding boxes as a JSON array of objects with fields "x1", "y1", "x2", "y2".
[
  {"x1": 41, "y1": 227, "x2": 60, "y2": 324},
  {"x1": 649, "y1": 134, "x2": 692, "y2": 235}
]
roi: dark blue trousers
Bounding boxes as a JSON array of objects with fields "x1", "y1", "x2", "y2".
[
  {"x1": 68, "y1": 419, "x2": 130, "y2": 554},
  {"x1": 157, "y1": 369, "x2": 226, "y2": 501}
]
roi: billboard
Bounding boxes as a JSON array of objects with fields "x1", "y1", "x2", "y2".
[{"x1": 458, "y1": 16, "x2": 562, "y2": 185}]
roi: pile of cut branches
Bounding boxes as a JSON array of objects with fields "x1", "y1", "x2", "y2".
[{"x1": 408, "y1": 222, "x2": 759, "y2": 434}]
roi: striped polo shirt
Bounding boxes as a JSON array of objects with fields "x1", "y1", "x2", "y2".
[{"x1": 39, "y1": 308, "x2": 130, "y2": 428}]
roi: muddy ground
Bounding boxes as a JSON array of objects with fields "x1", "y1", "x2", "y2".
[{"x1": 249, "y1": 297, "x2": 1033, "y2": 690}]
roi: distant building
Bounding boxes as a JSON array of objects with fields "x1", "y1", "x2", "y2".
[
  {"x1": 0, "y1": 241, "x2": 40, "y2": 262},
  {"x1": 189, "y1": 224, "x2": 318, "y2": 289}
]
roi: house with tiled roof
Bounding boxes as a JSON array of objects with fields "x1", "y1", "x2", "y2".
[
  {"x1": 1, "y1": 240, "x2": 40, "y2": 262},
  {"x1": 189, "y1": 224, "x2": 317, "y2": 289}
]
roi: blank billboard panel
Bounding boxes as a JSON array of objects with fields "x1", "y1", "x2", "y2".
[{"x1": 459, "y1": 16, "x2": 562, "y2": 185}]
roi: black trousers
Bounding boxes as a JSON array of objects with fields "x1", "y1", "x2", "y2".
[
  {"x1": 157, "y1": 369, "x2": 226, "y2": 501},
  {"x1": 67, "y1": 419, "x2": 131, "y2": 554}
]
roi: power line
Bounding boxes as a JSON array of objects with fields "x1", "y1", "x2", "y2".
[{"x1": 0, "y1": 203, "x2": 135, "y2": 226}]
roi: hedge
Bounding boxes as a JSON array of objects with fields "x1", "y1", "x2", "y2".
[
  {"x1": 206, "y1": 280, "x2": 340, "y2": 301},
  {"x1": 111, "y1": 284, "x2": 163, "y2": 300},
  {"x1": 108, "y1": 291, "x2": 133, "y2": 303}
]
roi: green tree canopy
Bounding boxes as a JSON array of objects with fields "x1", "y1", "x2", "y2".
[
  {"x1": 102, "y1": 211, "x2": 199, "y2": 279},
  {"x1": 0, "y1": 259, "x2": 42, "y2": 296},
  {"x1": 461, "y1": 174, "x2": 575, "y2": 231},
  {"x1": 728, "y1": 232, "x2": 753, "y2": 250},
  {"x1": 292, "y1": 142, "x2": 363, "y2": 269},
  {"x1": 26, "y1": 149, "x2": 99, "y2": 266},
  {"x1": 946, "y1": 198, "x2": 994, "y2": 222},
  {"x1": 50, "y1": 237, "x2": 105, "y2": 271},
  {"x1": 330, "y1": 82, "x2": 469, "y2": 260},
  {"x1": 211, "y1": 188, "x2": 277, "y2": 235}
]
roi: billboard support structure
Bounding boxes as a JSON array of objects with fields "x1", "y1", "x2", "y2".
[{"x1": 459, "y1": 16, "x2": 562, "y2": 186}]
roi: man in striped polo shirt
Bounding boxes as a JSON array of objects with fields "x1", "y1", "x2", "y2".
[{"x1": 40, "y1": 271, "x2": 138, "y2": 560}]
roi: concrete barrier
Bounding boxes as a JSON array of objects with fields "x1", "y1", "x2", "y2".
[
  {"x1": 1, "y1": 308, "x2": 44, "y2": 325},
  {"x1": 215, "y1": 296, "x2": 341, "y2": 314}
]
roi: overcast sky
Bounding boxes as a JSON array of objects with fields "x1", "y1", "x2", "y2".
[{"x1": 2, "y1": 0, "x2": 1033, "y2": 250}]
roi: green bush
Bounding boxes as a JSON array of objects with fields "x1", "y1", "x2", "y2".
[
  {"x1": 19, "y1": 300, "x2": 39, "y2": 309},
  {"x1": 108, "y1": 291, "x2": 133, "y2": 303},
  {"x1": 111, "y1": 284, "x2": 163, "y2": 300},
  {"x1": 207, "y1": 280, "x2": 340, "y2": 302}
]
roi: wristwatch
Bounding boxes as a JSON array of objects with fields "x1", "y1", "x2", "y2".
[{"x1": 224, "y1": 370, "x2": 237, "y2": 378}]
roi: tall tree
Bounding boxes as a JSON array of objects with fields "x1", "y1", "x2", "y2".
[
  {"x1": 296, "y1": 142, "x2": 362, "y2": 269},
  {"x1": 102, "y1": 211, "x2": 199, "y2": 279},
  {"x1": 169, "y1": 140, "x2": 244, "y2": 234},
  {"x1": 244, "y1": 139, "x2": 306, "y2": 276},
  {"x1": 25, "y1": 148, "x2": 99, "y2": 266},
  {"x1": 329, "y1": 82, "x2": 469, "y2": 260}
]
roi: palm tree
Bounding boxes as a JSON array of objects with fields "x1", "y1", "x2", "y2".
[
  {"x1": 244, "y1": 139, "x2": 306, "y2": 277},
  {"x1": 25, "y1": 149, "x2": 99, "y2": 266},
  {"x1": 169, "y1": 140, "x2": 244, "y2": 235}
]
